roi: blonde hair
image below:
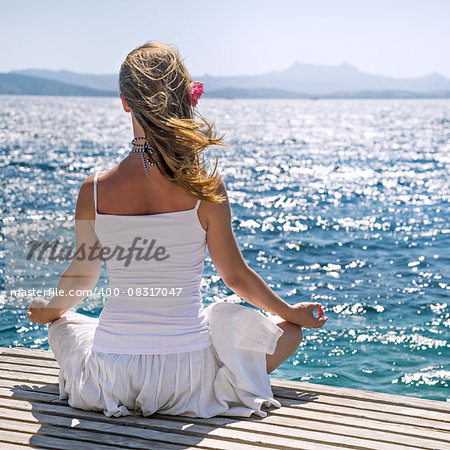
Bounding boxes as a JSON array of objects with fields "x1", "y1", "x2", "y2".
[{"x1": 119, "y1": 41, "x2": 227, "y2": 203}]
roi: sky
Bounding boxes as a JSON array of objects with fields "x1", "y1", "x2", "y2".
[{"x1": 0, "y1": 0, "x2": 449, "y2": 79}]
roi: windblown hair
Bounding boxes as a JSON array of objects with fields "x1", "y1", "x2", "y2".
[{"x1": 119, "y1": 41, "x2": 227, "y2": 203}]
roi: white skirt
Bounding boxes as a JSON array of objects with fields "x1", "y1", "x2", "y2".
[{"x1": 47, "y1": 302, "x2": 285, "y2": 419}]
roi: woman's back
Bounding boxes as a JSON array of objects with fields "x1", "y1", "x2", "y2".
[
  {"x1": 94, "y1": 154, "x2": 208, "y2": 225},
  {"x1": 91, "y1": 157, "x2": 212, "y2": 355}
]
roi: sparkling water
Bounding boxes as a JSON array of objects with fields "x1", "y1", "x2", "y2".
[{"x1": 1, "y1": 96, "x2": 449, "y2": 402}]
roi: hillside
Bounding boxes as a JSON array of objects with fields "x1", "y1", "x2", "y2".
[{"x1": 0, "y1": 73, "x2": 116, "y2": 97}]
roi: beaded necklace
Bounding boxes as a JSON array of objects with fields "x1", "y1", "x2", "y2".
[{"x1": 129, "y1": 137, "x2": 158, "y2": 180}]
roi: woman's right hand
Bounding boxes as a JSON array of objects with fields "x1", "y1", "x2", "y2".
[{"x1": 286, "y1": 302, "x2": 329, "y2": 328}]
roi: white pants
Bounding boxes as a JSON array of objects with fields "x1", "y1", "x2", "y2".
[{"x1": 48, "y1": 302, "x2": 284, "y2": 418}]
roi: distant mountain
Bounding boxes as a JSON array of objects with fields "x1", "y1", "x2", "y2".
[
  {"x1": 10, "y1": 69, "x2": 119, "y2": 92},
  {"x1": 209, "y1": 87, "x2": 450, "y2": 99},
  {"x1": 3, "y1": 62, "x2": 450, "y2": 98},
  {"x1": 199, "y1": 62, "x2": 450, "y2": 95},
  {"x1": 0, "y1": 73, "x2": 116, "y2": 96}
]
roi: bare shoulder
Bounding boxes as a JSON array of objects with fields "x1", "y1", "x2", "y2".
[
  {"x1": 215, "y1": 177, "x2": 229, "y2": 201},
  {"x1": 75, "y1": 173, "x2": 97, "y2": 220},
  {"x1": 202, "y1": 176, "x2": 229, "y2": 208},
  {"x1": 200, "y1": 176, "x2": 231, "y2": 231}
]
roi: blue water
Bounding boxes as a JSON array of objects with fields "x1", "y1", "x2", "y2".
[{"x1": 1, "y1": 96, "x2": 449, "y2": 402}]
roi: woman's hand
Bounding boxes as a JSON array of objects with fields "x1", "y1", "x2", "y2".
[
  {"x1": 286, "y1": 302, "x2": 328, "y2": 328},
  {"x1": 26, "y1": 298, "x2": 59, "y2": 325}
]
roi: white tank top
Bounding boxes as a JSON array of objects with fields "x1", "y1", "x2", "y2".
[{"x1": 91, "y1": 172, "x2": 213, "y2": 354}]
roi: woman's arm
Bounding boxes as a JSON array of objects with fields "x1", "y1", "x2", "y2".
[
  {"x1": 206, "y1": 178, "x2": 327, "y2": 328},
  {"x1": 27, "y1": 175, "x2": 102, "y2": 324}
]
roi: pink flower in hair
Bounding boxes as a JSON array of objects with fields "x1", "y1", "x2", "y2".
[{"x1": 190, "y1": 81, "x2": 204, "y2": 107}]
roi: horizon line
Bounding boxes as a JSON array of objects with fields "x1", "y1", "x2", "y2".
[{"x1": 3, "y1": 61, "x2": 449, "y2": 81}]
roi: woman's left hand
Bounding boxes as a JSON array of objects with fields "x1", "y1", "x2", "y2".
[{"x1": 26, "y1": 298, "x2": 54, "y2": 325}]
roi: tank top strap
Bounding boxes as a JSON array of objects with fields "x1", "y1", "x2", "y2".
[
  {"x1": 194, "y1": 199, "x2": 201, "y2": 211},
  {"x1": 93, "y1": 172, "x2": 99, "y2": 214}
]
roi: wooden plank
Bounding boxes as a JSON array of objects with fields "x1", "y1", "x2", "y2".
[
  {"x1": 263, "y1": 405, "x2": 450, "y2": 441},
  {"x1": 163, "y1": 409, "x2": 450, "y2": 448},
  {"x1": 0, "y1": 347, "x2": 55, "y2": 361},
  {"x1": 0, "y1": 354, "x2": 450, "y2": 422},
  {"x1": 0, "y1": 387, "x2": 60, "y2": 403},
  {"x1": 0, "y1": 378, "x2": 59, "y2": 395},
  {"x1": 1, "y1": 375, "x2": 448, "y2": 438},
  {"x1": 1, "y1": 375, "x2": 449, "y2": 438},
  {"x1": 4, "y1": 384, "x2": 449, "y2": 450},
  {"x1": 2, "y1": 347, "x2": 446, "y2": 414},
  {"x1": 271, "y1": 379, "x2": 450, "y2": 413},
  {"x1": 0, "y1": 355, "x2": 59, "y2": 369},
  {"x1": 0, "y1": 370, "x2": 58, "y2": 385},
  {"x1": 0, "y1": 416, "x2": 202, "y2": 450},
  {"x1": 0, "y1": 443, "x2": 30, "y2": 450},
  {"x1": 0, "y1": 362, "x2": 60, "y2": 377},
  {"x1": 0, "y1": 404, "x2": 352, "y2": 450},
  {"x1": 4, "y1": 386, "x2": 448, "y2": 446},
  {"x1": 0, "y1": 408, "x2": 256, "y2": 450},
  {"x1": 273, "y1": 396, "x2": 450, "y2": 432},
  {"x1": 2, "y1": 372, "x2": 448, "y2": 433},
  {"x1": 0, "y1": 429, "x2": 119, "y2": 449},
  {"x1": 271, "y1": 387, "x2": 450, "y2": 422},
  {"x1": 3, "y1": 346, "x2": 447, "y2": 414},
  {"x1": 1, "y1": 346, "x2": 449, "y2": 449},
  {"x1": 1, "y1": 359, "x2": 446, "y2": 425},
  {"x1": 3, "y1": 360, "x2": 447, "y2": 424},
  {"x1": 2, "y1": 396, "x2": 449, "y2": 450}
]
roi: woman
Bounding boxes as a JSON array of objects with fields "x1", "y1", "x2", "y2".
[{"x1": 26, "y1": 41, "x2": 328, "y2": 418}]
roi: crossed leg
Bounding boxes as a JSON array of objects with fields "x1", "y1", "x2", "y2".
[{"x1": 266, "y1": 321, "x2": 303, "y2": 374}]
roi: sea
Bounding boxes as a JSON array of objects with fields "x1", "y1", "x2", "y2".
[{"x1": 1, "y1": 95, "x2": 449, "y2": 402}]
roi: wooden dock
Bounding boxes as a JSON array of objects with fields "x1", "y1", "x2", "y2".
[{"x1": 0, "y1": 346, "x2": 449, "y2": 449}]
